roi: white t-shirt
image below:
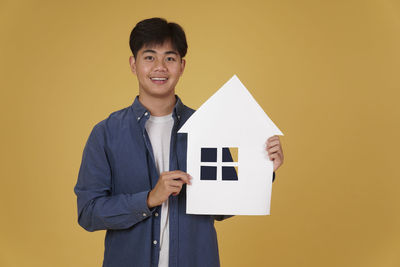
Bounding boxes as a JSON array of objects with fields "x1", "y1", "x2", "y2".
[{"x1": 145, "y1": 113, "x2": 174, "y2": 267}]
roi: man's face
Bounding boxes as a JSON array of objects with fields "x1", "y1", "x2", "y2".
[{"x1": 129, "y1": 40, "x2": 186, "y2": 99}]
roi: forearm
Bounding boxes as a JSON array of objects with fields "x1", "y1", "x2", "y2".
[
  {"x1": 75, "y1": 124, "x2": 155, "y2": 232},
  {"x1": 76, "y1": 190, "x2": 154, "y2": 232}
]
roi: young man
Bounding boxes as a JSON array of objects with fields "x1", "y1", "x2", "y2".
[{"x1": 74, "y1": 17, "x2": 284, "y2": 267}]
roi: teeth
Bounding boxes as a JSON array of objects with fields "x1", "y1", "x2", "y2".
[{"x1": 151, "y1": 77, "x2": 167, "y2": 81}]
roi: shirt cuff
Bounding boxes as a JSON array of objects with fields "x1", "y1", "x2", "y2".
[{"x1": 130, "y1": 190, "x2": 155, "y2": 221}]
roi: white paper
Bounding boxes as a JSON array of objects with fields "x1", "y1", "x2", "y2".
[{"x1": 178, "y1": 75, "x2": 283, "y2": 215}]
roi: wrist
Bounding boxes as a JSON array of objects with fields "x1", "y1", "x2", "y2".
[{"x1": 147, "y1": 190, "x2": 158, "y2": 208}]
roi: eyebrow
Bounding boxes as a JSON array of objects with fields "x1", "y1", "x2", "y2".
[{"x1": 142, "y1": 49, "x2": 178, "y2": 56}]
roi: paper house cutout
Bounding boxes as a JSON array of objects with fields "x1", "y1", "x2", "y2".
[{"x1": 178, "y1": 75, "x2": 283, "y2": 215}]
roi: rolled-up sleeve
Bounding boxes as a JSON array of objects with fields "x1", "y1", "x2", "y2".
[{"x1": 74, "y1": 124, "x2": 153, "y2": 232}]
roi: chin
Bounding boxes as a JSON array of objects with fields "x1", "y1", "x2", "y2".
[
  {"x1": 145, "y1": 85, "x2": 176, "y2": 97},
  {"x1": 146, "y1": 89, "x2": 175, "y2": 99}
]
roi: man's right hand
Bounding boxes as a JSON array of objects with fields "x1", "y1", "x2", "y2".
[{"x1": 147, "y1": 171, "x2": 192, "y2": 208}]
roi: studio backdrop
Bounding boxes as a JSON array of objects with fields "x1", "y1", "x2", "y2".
[{"x1": 1, "y1": 0, "x2": 399, "y2": 266}]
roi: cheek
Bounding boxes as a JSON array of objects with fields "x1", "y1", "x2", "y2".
[
  {"x1": 170, "y1": 66, "x2": 183, "y2": 77},
  {"x1": 135, "y1": 63, "x2": 151, "y2": 75},
  {"x1": 136, "y1": 69, "x2": 149, "y2": 80}
]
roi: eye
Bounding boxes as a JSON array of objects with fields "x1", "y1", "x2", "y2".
[
  {"x1": 144, "y1": 55, "x2": 154, "y2": 61},
  {"x1": 166, "y1": 56, "x2": 176, "y2": 62}
]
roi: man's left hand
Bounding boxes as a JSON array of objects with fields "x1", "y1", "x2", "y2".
[{"x1": 266, "y1": 135, "x2": 284, "y2": 171}]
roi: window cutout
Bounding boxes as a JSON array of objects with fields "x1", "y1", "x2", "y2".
[
  {"x1": 201, "y1": 148, "x2": 217, "y2": 162},
  {"x1": 201, "y1": 166, "x2": 217, "y2": 180},
  {"x1": 222, "y1": 147, "x2": 238, "y2": 162},
  {"x1": 222, "y1": 166, "x2": 238, "y2": 180}
]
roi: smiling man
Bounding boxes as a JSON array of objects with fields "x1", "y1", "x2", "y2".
[{"x1": 74, "y1": 18, "x2": 284, "y2": 267}]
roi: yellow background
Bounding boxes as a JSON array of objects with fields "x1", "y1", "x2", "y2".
[{"x1": 1, "y1": 0, "x2": 399, "y2": 266}]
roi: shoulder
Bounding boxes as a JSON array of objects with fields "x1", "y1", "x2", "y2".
[
  {"x1": 180, "y1": 104, "x2": 195, "y2": 122},
  {"x1": 90, "y1": 105, "x2": 134, "y2": 139}
]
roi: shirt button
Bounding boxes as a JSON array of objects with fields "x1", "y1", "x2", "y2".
[
  {"x1": 142, "y1": 213, "x2": 147, "y2": 217},
  {"x1": 153, "y1": 240, "x2": 158, "y2": 245},
  {"x1": 137, "y1": 117, "x2": 140, "y2": 121},
  {"x1": 144, "y1": 112, "x2": 148, "y2": 116},
  {"x1": 155, "y1": 212, "x2": 159, "y2": 217}
]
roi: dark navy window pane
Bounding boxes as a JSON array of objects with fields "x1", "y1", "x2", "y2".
[
  {"x1": 222, "y1": 148, "x2": 233, "y2": 162},
  {"x1": 222, "y1": 166, "x2": 238, "y2": 180},
  {"x1": 200, "y1": 166, "x2": 217, "y2": 180},
  {"x1": 201, "y1": 148, "x2": 217, "y2": 162}
]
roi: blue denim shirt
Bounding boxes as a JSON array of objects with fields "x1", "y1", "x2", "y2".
[{"x1": 74, "y1": 96, "x2": 228, "y2": 267}]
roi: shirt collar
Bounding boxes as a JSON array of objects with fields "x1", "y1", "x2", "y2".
[{"x1": 131, "y1": 95, "x2": 185, "y2": 123}]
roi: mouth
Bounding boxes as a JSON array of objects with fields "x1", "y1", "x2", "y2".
[{"x1": 150, "y1": 77, "x2": 168, "y2": 84}]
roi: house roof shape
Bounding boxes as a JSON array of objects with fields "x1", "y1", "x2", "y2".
[{"x1": 178, "y1": 75, "x2": 283, "y2": 138}]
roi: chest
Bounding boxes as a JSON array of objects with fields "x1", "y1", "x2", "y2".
[{"x1": 104, "y1": 124, "x2": 187, "y2": 195}]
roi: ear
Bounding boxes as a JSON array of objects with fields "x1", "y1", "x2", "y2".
[
  {"x1": 180, "y1": 59, "x2": 186, "y2": 76},
  {"x1": 129, "y1": 56, "x2": 137, "y2": 74}
]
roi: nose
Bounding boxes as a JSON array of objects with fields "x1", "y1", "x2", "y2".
[{"x1": 153, "y1": 58, "x2": 167, "y2": 72}]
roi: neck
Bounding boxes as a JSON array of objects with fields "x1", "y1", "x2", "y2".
[{"x1": 138, "y1": 92, "x2": 176, "y2": 116}]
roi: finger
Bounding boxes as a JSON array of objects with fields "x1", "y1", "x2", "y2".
[
  {"x1": 266, "y1": 138, "x2": 280, "y2": 148},
  {"x1": 166, "y1": 170, "x2": 191, "y2": 180},
  {"x1": 172, "y1": 174, "x2": 191, "y2": 185},
  {"x1": 269, "y1": 152, "x2": 279, "y2": 161},
  {"x1": 270, "y1": 150, "x2": 283, "y2": 160},
  {"x1": 266, "y1": 140, "x2": 280, "y2": 149},
  {"x1": 270, "y1": 153, "x2": 284, "y2": 167},
  {"x1": 161, "y1": 170, "x2": 187, "y2": 177},
  {"x1": 168, "y1": 180, "x2": 185, "y2": 188},
  {"x1": 170, "y1": 183, "x2": 183, "y2": 196},
  {"x1": 267, "y1": 135, "x2": 279, "y2": 143},
  {"x1": 162, "y1": 171, "x2": 191, "y2": 184},
  {"x1": 171, "y1": 184, "x2": 184, "y2": 196},
  {"x1": 267, "y1": 146, "x2": 280, "y2": 155}
]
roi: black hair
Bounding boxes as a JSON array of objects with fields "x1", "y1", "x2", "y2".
[{"x1": 129, "y1": 17, "x2": 188, "y2": 59}]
